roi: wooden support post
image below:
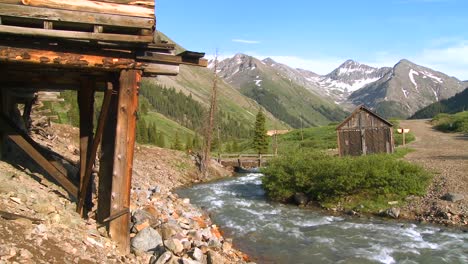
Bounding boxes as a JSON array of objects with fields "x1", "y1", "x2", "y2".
[
  {"x1": 77, "y1": 85, "x2": 113, "y2": 215},
  {"x1": 109, "y1": 70, "x2": 140, "y2": 254},
  {"x1": 97, "y1": 80, "x2": 118, "y2": 224},
  {"x1": 78, "y1": 78, "x2": 95, "y2": 216}
]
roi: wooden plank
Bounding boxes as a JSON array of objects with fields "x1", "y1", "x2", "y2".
[
  {"x1": 97, "y1": 81, "x2": 117, "y2": 224},
  {"x1": 143, "y1": 63, "x2": 179, "y2": 76},
  {"x1": 0, "y1": 44, "x2": 142, "y2": 71},
  {"x1": 0, "y1": 4, "x2": 154, "y2": 28},
  {"x1": 0, "y1": 25, "x2": 153, "y2": 43},
  {"x1": 109, "y1": 69, "x2": 140, "y2": 254},
  {"x1": 0, "y1": 114, "x2": 78, "y2": 198},
  {"x1": 77, "y1": 85, "x2": 113, "y2": 215},
  {"x1": 77, "y1": 78, "x2": 95, "y2": 216},
  {"x1": 4, "y1": 0, "x2": 155, "y2": 18}
]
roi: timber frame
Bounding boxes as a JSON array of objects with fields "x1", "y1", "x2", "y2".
[{"x1": 0, "y1": 0, "x2": 207, "y2": 255}]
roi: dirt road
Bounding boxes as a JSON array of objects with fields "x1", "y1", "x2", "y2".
[{"x1": 400, "y1": 119, "x2": 467, "y2": 226}]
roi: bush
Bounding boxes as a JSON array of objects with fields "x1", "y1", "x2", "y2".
[
  {"x1": 261, "y1": 150, "x2": 431, "y2": 204},
  {"x1": 432, "y1": 112, "x2": 468, "y2": 133}
]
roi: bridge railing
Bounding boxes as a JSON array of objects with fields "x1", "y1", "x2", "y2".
[{"x1": 219, "y1": 153, "x2": 276, "y2": 159}]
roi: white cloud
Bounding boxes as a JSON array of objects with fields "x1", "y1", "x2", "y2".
[
  {"x1": 417, "y1": 41, "x2": 468, "y2": 79},
  {"x1": 232, "y1": 39, "x2": 260, "y2": 44}
]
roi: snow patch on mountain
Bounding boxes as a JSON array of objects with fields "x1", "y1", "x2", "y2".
[{"x1": 409, "y1": 69, "x2": 419, "y2": 91}]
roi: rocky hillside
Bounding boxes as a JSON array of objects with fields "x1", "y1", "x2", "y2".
[
  {"x1": 0, "y1": 121, "x2": 250, "y2": 263},
  {"x1": 215, "y1": 54, "x2": 348, "y2": 128},
  {"x1": 349, "y1": 59, "x2": 466, "y2": 118}
]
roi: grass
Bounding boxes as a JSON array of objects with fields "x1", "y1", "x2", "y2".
[
  {"x1": 142, "y1": 111, "x2": 197, "y2": 145},
  {"x1": 261, "y1": 149, "x2": 431, "y2": 213},
  {"x1": 432, "y1": 111, "x2": 468, "y2": 133}
]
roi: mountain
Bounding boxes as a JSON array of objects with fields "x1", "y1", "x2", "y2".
[
  {"x1": 215, "y1": 54, "x2": 348, "y2": 128},
  {"x1": 348, "y1": 59, "x2": 466, "y2": 118},
  {"x1": 305, "y1": 60, "x2": 392, "y2": 105},
  {"x1": 411, "y1": 87, "x2": 468, "y2": 119}
]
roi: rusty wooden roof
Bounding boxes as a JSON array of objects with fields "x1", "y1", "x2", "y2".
[{"x1": 336, "y1": 104, "x2": 394, "y2": 130}]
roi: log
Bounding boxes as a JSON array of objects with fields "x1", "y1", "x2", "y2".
[
  {"x1": 0, "y1": 4, "x2": 154, "y2": 29},
  {"x1": 0, "y1": 44, "x2": 142, "y2": 71},
  {"x1": 0, "y1": 25, "x2": 153, "y2": 43},
  {"x1": 17, "y1": 0, "x2": 154, "y2": 18}
]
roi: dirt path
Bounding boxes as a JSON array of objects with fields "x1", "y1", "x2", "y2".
[{"x1": 400, "y1": 119, "x2": 468, "y2": 226}]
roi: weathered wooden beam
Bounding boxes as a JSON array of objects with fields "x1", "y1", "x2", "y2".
[
  {"x1": 0, "y1": 0, "x2": 154, "y2": 18},
  {"x1": 0, "y1": 114, "x2": 78, "y2": 198},
  {"x1": 77, "y1": 78, "x2": 95, "y2": 217},
  {"x1": 109, "y1": 69, "x2": 140, "y2": 254},
  {"x1": 0, "y1": 25, "x2": 153, "y2": 43},
  {"x1": 0, "y1": 3, "x2": 154, "y2": 28},
  {"x1": 77, "y1": 85, "x2": 113, "y2": 215},
  {"x1": 97, "y1": 80, "x2": 118, "y2": 224},
  {"x1": 143, "y1": 63, "x2": 179, "y2": 76},
  {"x1": 0, "y1": 44, "x2": 141, "y2": 71}
]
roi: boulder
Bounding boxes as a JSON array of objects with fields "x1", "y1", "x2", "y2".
[
  {"x1": 151, "y1": 251, "x2": 172, "y2": 264},
  {"x1": 190, "y1": 247, "x2": 204, "y2": 262},
  {"x1": 131, "y1": 227, "x2": 163, "y2": 253},
  {"x1": 164, "y1": 238, "x2": 184, "y2": 255},
  {"x1": 132, "y1": 209, "x2": 158, "y2": 226},
  {"x1": 159, "y1": 223, "x2": 183, "y2": 240},
  {"x1": 386, "y1": 207, "x2": 400, "y2": 219},
  {"x1": 207, "y1": 250, "x2": 223, "y2": 264},
  {"x1": 442, "y1": 193, "x2": 464, "y2": 202},
  {"x1": 293, "y1": 193, "x2": 309, "y2": 206}
]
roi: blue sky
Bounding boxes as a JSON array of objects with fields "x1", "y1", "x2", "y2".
[{"x1": 158, "y1": 0, "x2": 468, "y2": 79}]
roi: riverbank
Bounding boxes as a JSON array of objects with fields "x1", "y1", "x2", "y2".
[
  {"x1": 0, "y1": 122, "x2": 250, "y2": 263},
  {"x1": 261, "y1": 120, "x2": 467, "y2": 227}
]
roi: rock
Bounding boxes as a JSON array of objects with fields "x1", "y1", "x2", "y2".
[
  {"x1": 19, "y1": 249, "x2": 33, "y2": 259},
  {"x1": 388, "y1": 201, "x2": 399, "y2": 205},
  {"x1": 207, "y1": 250, "x2": 223, "y2": 264},
  {"x1": 164, "y1": 238, "x2": 184, "y2": 255},
  {"x1": 134, "y1": 220, "x2": 150, "y2": 232},
  {"x1": 34, "y1": 224, "x2": 48, "y2": 235},
  {"x1": 293, "y1": 192, "x2": 308, "y2": 206},
  {"x1": 190, "y1": 247, "x2": 204, "y2": 262},
  {"x1": 208, "y1": 239, "x2": 222, "y2": 249},
  {"x1": 442, "y1": 193, "x2": 464, "y2": 202},
  {"x1": 159, "y1": 223, "x2": 183, "y2": 240},
  {"x1": 182, "y1": 240, "x2": 192, "y2": 250},
  {"x1": 386, "y1": 207, "x2": 400, "y2": 219},
  {"x1": 181, "y1": 258, "x2": 203, "y2": 264},
  {"x1": 131, "y1": 227, "x2": 163, "y2": 253},
  {"x1": 132, "y1": 209, "x2": 158, "y2": 226},
  {"x1": 152, "y1": 251, "x2": 173, "y2": 264},
  {"x1": 222, "y1": 241, "x2": 232, "y2": 252}
]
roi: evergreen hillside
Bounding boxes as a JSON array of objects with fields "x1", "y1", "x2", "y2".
[{"x1": 411, "y1": 88, "x2": 468, "y2": 119}]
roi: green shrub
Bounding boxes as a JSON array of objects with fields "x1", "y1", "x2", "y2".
[
  {"x1": 261, "y1": 150, "x2": 431, "y2": 205},
  {"x1": 432, "y1": 111, "x2": 468, "y2": 133}
]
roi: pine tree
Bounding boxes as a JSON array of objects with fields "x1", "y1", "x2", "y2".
[
  {"x1": 253, "y1": 109, "x2": 269, "y2": 154},
  {"x1": 157, "y1": 133, "x2": 165, "y2": 148},
  {"x1": 185, "y1": 135, "x2": 193, "y2": 150},
  {"x1": 173, "y1": 132, "x2": 182, "y2": 150},
  {"x1": 148, "y1": 122, "x2": 158, "y2": 145}
]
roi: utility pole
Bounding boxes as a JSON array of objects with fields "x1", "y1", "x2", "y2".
[{"x1": 201, "y1": 50, "x2": 219, "y2": 177}]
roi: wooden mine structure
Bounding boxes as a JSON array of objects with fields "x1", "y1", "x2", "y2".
[
  {"x1": 336, "y1": 105, "x2": 394, "y2": 156},
  {"x1": 0, "y1": 0, "x2": 207, "y2": 254}
]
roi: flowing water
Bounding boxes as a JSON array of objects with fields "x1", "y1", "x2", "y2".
[{"x1": 177, "y1": 173, "x2": 468, "y2": 264}]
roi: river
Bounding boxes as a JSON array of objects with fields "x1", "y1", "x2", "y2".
[{"x1": 177, "y1": 173, "x2": 468, "y2": 264}]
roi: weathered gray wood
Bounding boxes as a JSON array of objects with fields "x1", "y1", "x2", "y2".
[
  {"x1": 0, "y1": 114, "x2": 78, "y2": 198},
  {"x1": 14, "y1": 0, "x2": 154, "y2": 18},
  {"x1": 43, "y1": 20, "x2": 52, "y2": 29},
  {"x1": 0, "y1": 24, "x2": 153, "y2": 43},
  {"x1": 0, "y1": 4, "x2": 154, "y2": 28}
]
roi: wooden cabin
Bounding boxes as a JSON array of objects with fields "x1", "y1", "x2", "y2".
[
  {"x1": 0, "y1": 0, "x2": 207, "y2": 254},
  {"x1": 336, "y1": 105, "x2": 394, "y2": 156}
]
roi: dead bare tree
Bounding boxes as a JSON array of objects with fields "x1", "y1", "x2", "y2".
[{"x1": 200, "y1": 51, "x2": 219, "y2": 177}]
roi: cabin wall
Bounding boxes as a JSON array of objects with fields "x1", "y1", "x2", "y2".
[{"x1": 337, "y1": 109, "x2": 394, "y2": 156}]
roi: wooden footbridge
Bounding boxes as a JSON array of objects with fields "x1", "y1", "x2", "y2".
[
  {"x1": 218, "y1": 153, "x2": 275, "y2": 169},
  {"x1": 0, "y1": 0, "x2": 206, "y2": 254}
]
